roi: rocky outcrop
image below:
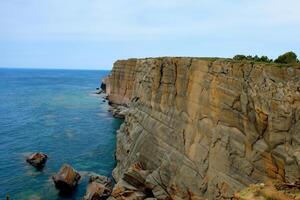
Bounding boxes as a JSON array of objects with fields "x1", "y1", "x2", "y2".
[
  {"x1": 26, "y1": 152, "x2": 48, "y2": 169},
  {"x1": 109, "y1": 105, "x2": 129, "y2": 119},
  {"x1": 84, "y1": 174, "x2": 113, "y2": 200},
  {"x1": 234, "y1": 180, "x2": 300, "y2": 200},
  {"x1": 105, "y1": 57, "x2": 300, "y2": 199},
  {"x1": 110, "y1": 162, "x2": 155, "y2": 200},
  {"x1": 52, "y1": 164, "x2": 81, "y2": 193}
]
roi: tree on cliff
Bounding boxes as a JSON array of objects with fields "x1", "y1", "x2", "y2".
[
  {"x1": 233, "y1": 55, "x2": 247, "y2": 60},
  {"x1": 233, "y1": 54, "x2": 272, "y2": 63},
  {"x1": 274, "y1": 51, "x2": 299, "y2": 64}
]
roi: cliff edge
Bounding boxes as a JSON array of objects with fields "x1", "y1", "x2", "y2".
[{"x1": 105, "y1": 57, "x2": 300, "y2": 200}]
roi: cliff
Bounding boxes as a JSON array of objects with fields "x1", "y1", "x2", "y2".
[{"x1": 105, "y1": 57, "x2": 300, "y2": 200}]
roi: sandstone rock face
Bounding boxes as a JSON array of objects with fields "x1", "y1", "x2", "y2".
[
  {"x1": 106, "y1": 59, "x2": 137, "y2": 106},
  {"x1": 106, "y1": 57, "x2": 300, "y2": 199}
]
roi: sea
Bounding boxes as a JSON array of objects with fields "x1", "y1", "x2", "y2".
[{"x1": 0, "y1": 68, "x2": 123, "y2": 200}]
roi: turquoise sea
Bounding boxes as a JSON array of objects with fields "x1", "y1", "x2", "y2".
[{"x1": 0, "y1": 68, "x2": 122, "y2": 199}]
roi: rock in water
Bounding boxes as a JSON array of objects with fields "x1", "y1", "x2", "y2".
[
  {"x1": 83, "y1": 174, "x2": 113, "y2": 200},
  {"x1": 26, "y1": 152, "x2": 48, "y2": 169},
  {"x1": 52, "y1": 164, "x2": 81, "y2": 192}
]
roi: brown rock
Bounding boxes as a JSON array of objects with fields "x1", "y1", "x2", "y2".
[
  {"x1": 234, "y1": 180, "x2": 300, "y2": 200},
  {"x1": 111, "y1": 180, "x2": 146, "y2": 200},
  {"x1": 84, "y1": 174, "x2": 113, "y2": 200},
  {"x1": 105, "y1": 57, "x2": 300, "y2": 199},
  {"x1": 109, "y1": 163, "x2": 155, "y2": 200},
  {"x1": 109, "y1": 106, "x2": 129, "y2": 119},
  {"x1": 26, "y1": 152, "x2": 48, "y2": 169},
  {"x1": 52, "y1": 164, "x2": 81, "y2": 192}
]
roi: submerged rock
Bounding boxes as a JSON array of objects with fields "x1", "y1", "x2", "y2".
[
  {"x1": 52, "y1": 164, "x2": 81, "y2": 193},
  {"x1": 26, "y1": 152, "x2": 48, "y2": 169},
  {"x1": 83, "y1": 174, "x2": 113, "y2": 200}
]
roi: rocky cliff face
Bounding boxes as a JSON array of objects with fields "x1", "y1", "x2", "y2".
[{"x1": 106, "y1": 57, "x2": 300, "y2": 200}]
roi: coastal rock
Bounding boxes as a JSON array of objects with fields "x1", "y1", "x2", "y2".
[
  {"x1": 234, "y1": 180, "x2": 300, "y2": 200},
  {"x1": 52, "y1": 164, "x2": 81, "y2": 192},
  {"x1": 101, "y1": 79, "x2": 107, "y2": 92},
  {"x1": 111, "y1": 180, "x2": 146, "y2": 200},
  {"x1": 105, "y1": 57, "x2": 300, "y2": 199},
  {"x1": 26, "y1": 152, "x2": 48, "y2": 168},
  {"x1": 110, "y1": 163, "x2": 155, "y2": 200},
  {"x1": 84, "y1": 174, "x2": 113, "y2": 200},
  {"x1": 109, "y1": 105, "x2": 129, "y2": 119},
  {"x1": 95, "y1": 90, "x2": 103, "y2": 94}
]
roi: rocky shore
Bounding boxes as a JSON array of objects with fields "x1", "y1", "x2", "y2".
[{"x1": 103, "y1": 57, "x2": 300, "y2": 200}]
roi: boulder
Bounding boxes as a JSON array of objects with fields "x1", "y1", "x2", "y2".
[
  {"x1": 52, "y1": 164, "x2": 81, "y2": 192},
  {"x1": 111, "y1": 180, "x2": 146, "y2": 200},
  {"x1": 109, "y1": 106, "x2": 129, "y2": 119},
  {"x1": 110, "y1": 163, "x2": 154, "y2": 200},
  {"x1": 26, "y1": 152, "x2": 48, "y2": 169},
  {"x1": 83, "y1": 174, "x2": 113, "y2": 200}
]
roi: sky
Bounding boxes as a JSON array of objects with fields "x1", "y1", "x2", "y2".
[{"x1": 0, "y1": 0, "x2": 299, "y2": 70}]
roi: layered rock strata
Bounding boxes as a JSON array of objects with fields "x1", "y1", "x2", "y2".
[{"x1": 106, "y1": 57, "x2": 300, "y2": 199}]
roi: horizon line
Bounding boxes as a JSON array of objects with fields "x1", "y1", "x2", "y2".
[{"x1": 0, "y1": 66, "x2": 112, "y2": 71}]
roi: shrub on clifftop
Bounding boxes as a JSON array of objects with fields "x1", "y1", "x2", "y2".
[
  {"x1": 233, "y1": 54, "x2": 272, "y2": 63},
  {"x1": 274, "y1": 51, "x2": 299, "y2": 64},
  {"x1": 233, "y1": 55, "x2": 247, "y2": 60}
]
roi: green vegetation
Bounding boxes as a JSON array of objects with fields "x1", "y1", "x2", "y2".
[
  {"x1": 274, "y1": 51, "x2": 299, "y2": 64},
  {"x1": 233, "y1": 54, "x2": 273, "y2": 63},
  {"x1": 233, "y1": 51, "x2": 299, "y2": 65}
]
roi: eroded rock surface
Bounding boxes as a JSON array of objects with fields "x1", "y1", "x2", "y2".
[
  {"x1": 234, "y1": 180, "x2": 300, "y2": 200},
  {"x1": 84, "y1": 174, "x2": 113, "y2": 200},
  {"x1": 106, "y1": 57, "x2": 300, "y2": 199},
  {"x1": 52, "y1": 164, "x2": 81, "y2": 193},
  {"x1": 109, "y1": 105, "x2": 129, "y2": 119}
]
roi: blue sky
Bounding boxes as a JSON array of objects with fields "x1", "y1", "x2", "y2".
[{"x1": 0, "y1": 0, "x2": 299, "y2": 70}]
